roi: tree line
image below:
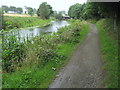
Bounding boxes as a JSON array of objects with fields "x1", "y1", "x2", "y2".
[
  {"x1": 68, "y1": 2, "x2": 119, "y2": 20},
  {"x1": 2, "y1": 5, "x2": 37, "y2": 16},
  {"x1": 36, "y1": 2, "x2": 120, "y2": 23},
  {"x1": 68, "y1": 2, "x2": 120, "y2": 30},
  {"x1": 1, "y1": 2, "x2": 65, "y2": 19},
  {"x1": 2, "y1": 5, "x2": 23, "y2": 14},
  {"x1": 3, "y1": 2, "x2": 119, "y2": 23}
]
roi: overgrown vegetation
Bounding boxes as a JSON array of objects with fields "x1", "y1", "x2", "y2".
[
  {"x1": 2, "y1": 16, "x2": 52, "y2": 30},
  {"x1": 37, "y1": 2, "x2": 53, "y2": 19},
  {"x1": 96, "y1": 19, "x2": 118, "y2": 88},
  {"x1": 2, "y1": 20, "x2": 90, "y2": 88},
  {"x1": 68, "y1": 2, "x2": 120, "y2": 21}
]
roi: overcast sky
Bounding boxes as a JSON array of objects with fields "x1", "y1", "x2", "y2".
[{"x1": 0, "y1": 0, "x2": 87, "y2": 13}]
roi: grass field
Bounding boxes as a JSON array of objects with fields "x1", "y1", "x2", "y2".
[{"x1": 3, "y1": 13, "x2": 37, "y2": 17}]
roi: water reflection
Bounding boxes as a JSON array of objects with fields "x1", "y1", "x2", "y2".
[{"x1": 9, "y1": 20, "x2": 69, "y2": 39}]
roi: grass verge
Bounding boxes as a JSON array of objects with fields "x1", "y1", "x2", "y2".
[
  {"x1": 2, "y1": 16, "x2": 52, "y2": 30},
  {"x1": 96, "y1": 19, "x2": 118, "y2": 88}
]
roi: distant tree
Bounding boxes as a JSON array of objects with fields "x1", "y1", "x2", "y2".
[
  {"x1": 59, "y1": 11, "x2": 66, "y2": 15},
  {"x1": 54, "y1": 12, "x2": 63, "y2": 20},
  {"x1": 2, "y1": 5, "x2": 9, "y2": 13},
  {"x1": 68, "y1": 3, "x2": 82, "y2": 19},
  {"x1": 53, "y1": 10, "x2": 57, "y2": 15},
  {"x1": 33, "y1": 8, "x2": 37, "y2": 14},
  {"x1": 37, "y1": 2, "x2": 53, "y2": 19},
  {"x1": 27, "y1": 7, "x2": 34, "y2": 16},
  {"x1": 25, "y1": 6, "x2": 34, "y2": 16},
  {"x1": 16, "y1": 7, "x2": 23, "y2": 14},
  {"x1": 9, "y1": 6, "x2": 16, "y2": 13}
]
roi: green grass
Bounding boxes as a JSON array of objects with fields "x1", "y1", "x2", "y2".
[
  {"x1": 96, "y1": 19, "x2": 118, "y2": 88},
  {"x1": 2, "y1": 16, "x2": 52, "y2": 30},
  {"x1": 2, "y1": 20, "x2": 90, "y2": 88}
]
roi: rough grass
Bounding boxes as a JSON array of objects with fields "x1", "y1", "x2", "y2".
[
  {"x1": 2, "y1": 16, "x2": 52, "y2": 30},
  {"x1": 2, "y1": 20, "x2": 90, "y2": 88},
  {"x1": 96, "y1": 19, "x2": 118, "y2": 88}
]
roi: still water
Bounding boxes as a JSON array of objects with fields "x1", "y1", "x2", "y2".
[{"x1": 7, "y1": 20, "x2": 69, "y2": 39}]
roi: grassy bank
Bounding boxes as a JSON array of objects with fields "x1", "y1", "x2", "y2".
[
  {"x1": 2, "y1": 20, "x2": 90, "y2": 88},
  {"x1": 96, "y1": 19, "x2": 118, "y2": 88},
  {"x1": 2, "y1": 16, "x2": 52, "y2": 30}
]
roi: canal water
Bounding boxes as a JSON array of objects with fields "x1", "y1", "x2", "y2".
[{"x1": 6, "y1": 20, "x2": 69, "y2": 39}]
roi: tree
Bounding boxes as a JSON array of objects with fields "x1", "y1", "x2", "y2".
[
  {"x1": 54, "y1": 12, "x2": 63, "y2": 20},
  {"x1": 25, "y1": 6, "x2": 34, "y2": 16},
  {"x1": 9, "y1": 6, "x2": 16, "y2": 13},
  {"x1": 81, "y1": 2, "x2": 102, "y2": 20},
  {"x1": 27, "y1": 7, "x2": 34, "y2": 16},
  {"x1": 2, "y1": 5, "x2": 9, "y2": 13},
  {"x1": 86, "y1": 2, "x2": 120, "y2": 30},
  {"x1": 33, "y1": 8, "x2": 37, "y2": 14},
  {"x1": 47, "y1": 4, "x2": 54, "y2": 16},
  {"x1": 37, "y1": 2, "x2": 53, "y2": 19},
  {"x1": 59, "y1": 11, "x2": 66, "y2": 15},
  {"x1": 16, "y1": 7, "x2": 23, "y2": 14},
  {"x1": 68, "y1": 3, "x2": 82, "y2": 19},
  {"x1": 53, "y1": 10, "x2": 57, "y2": 15}
]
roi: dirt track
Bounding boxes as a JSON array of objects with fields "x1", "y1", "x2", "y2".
[{"x1": 49, "y1": 24, "x2": 104, "y2": 88}]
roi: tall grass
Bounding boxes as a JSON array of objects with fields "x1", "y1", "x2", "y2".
[
  {"x1": 96, "y1": 19, "x2": 118, "y2": 88},
  {"x1": 2, "y1": 20, "x2": 90, "y2": 88},
  {"x1": 2, "y1": 16, "x2": 52, "y2": 30}
]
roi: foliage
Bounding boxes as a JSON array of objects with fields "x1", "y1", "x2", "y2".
[
  {"x1": 81, "y1": 3, "x2": 101, "y2": 20},
  {"x1": 2, "y1": 20, "x2": 90, "y2": 88},
  {"x1": 96, "y1": 19, "x2": 118, "y2": 88},
  {"x1": 2, "y1": 16, "x2": 51, "y2": 30},
  {"x1": 59, "y1": 11, "x2": 66, "y2": 15},
  {"x1": 9, "y1": 6, "x2": 17, "y2": 13},
  {"x1": 68, "y1": 2, "x2": 120, "y2": 23},
  {"x1": 68, "y1": 3, "x2": 82, "y2": 19},
  {"x1": 2, "y1": 34, "x2": 26, "y2": 72},
  {"x1": 47, "y1": 4, "x2": 54, "y2": 16},
  {"x1": 33, "y1": 8, "x2": 37, "y2": 14},
  {"x1": 37, "y1": 2, "x2": 53, "y2": 19},
  {"x1": 2, "y1": 5, "x2": 9, "y2": 13},
  {"x1": 25, "y1": 7, "x2": 34, "y2": 16},
  {"x1": 54, "y1": 13, "x2": 63, "y2": 20},
  {"x1": 2, "y1": 5, "x2": 23, "y2": 14},
  {"x1": 16, "y1": 7, "x2": 23, "y2": 14}
]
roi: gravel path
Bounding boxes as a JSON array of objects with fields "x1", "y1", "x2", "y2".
[{"x1": 49, "y1": 24, "x2": 104, "y2": 88}]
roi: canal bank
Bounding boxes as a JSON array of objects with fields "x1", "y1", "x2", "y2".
[
  {"x1": 2, "y1": 20, "x2": 90, "y2": 88},
  {"x1": 2, "y1": 16, "x2": 52, "y2": 31},
  {"x1": 2, "y1": 20, "x2": 69, "y2": 41}
]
